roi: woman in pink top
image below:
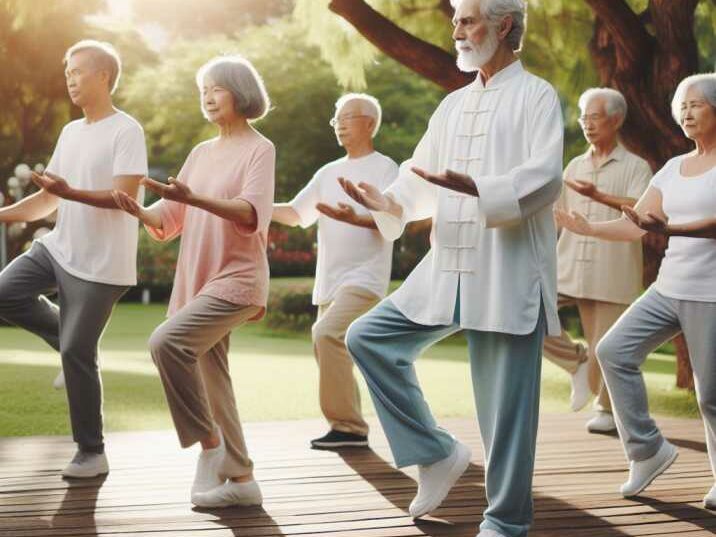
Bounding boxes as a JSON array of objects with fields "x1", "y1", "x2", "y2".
[{"x1": 114, "y1": 55, "x2": 275, "y2": 508}]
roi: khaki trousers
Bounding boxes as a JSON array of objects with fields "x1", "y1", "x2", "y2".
[
  {"x1": 313, "y1": 286, "x2": 380, "y2": 436},
  {"x1": 543, "y1": 294, "x2": 628, "y2": 412},
  {"x1": 149, "y1": 295, "x2": 261, "y2": 479}
]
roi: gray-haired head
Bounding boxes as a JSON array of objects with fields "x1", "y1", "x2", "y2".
[
  {"x1": 671, "y1": 73, "x2": 716, "y2": 123},
  {"x1": 450, "y1": 0, "x2": 527, "y2": 52},
  {"x1": 196, "y1": 55, "x2": 271, "y2": 122},
  {"x1": 578, "y1": 87, "x2": 628, "y2": 127},
  {"x1": 335, "y1": 93, "x2": 382, "y2": 137},
  {"x1": 64, "y1": 40, "x2": 122, "y2": 94}
]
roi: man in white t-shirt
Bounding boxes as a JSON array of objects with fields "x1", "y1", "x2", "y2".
[
  {"x1": 0, "y1": 40, "x2": 147, "y2": 478},
  {"x1": 273, "y1": 93, "x2": 398, "y2": 449}
]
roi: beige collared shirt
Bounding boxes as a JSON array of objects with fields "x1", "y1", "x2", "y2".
[{"x1": 557, "y1": 144, "x2": 652, "y2": 304}]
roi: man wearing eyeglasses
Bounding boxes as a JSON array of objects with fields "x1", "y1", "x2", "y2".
[
  {"x1": 544, "y1": 87, "x2": 652, "y2": 433},
  {"x1": 272, "y1": 93, "x2": 398, "y2": 449}
]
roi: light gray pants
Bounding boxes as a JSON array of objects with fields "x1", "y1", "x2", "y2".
[
  {"x1": 596, "y1": 285, "x2": 716, "y2": 478},
  {"x1": 0, "y1": 242, "x2": 127, "y2": 453}
]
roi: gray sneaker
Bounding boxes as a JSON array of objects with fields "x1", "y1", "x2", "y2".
[{"x1": 61, "y1": 451, "x2": 109, "y2": 478}]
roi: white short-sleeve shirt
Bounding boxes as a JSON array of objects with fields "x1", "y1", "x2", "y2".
[
  {"x1": 650, "y1": 155, "x2": 716, "y2": 302},
  {"x1": 40, "y1": 111, "x2": 148, "y2": 286},
  {"x1": 290, "y1": 152, "x2": 398, "y2": 305}
]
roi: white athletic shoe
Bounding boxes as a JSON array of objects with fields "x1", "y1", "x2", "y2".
[
  {"x1": 61, "y1": 451, "x2": 109, "y2": 478},
  {"x1": 476, "y1": 530, "x2": 507, "y2": 537},
  {"x1": 704, "y1": 484, "x2": 716, "y2": 510},
  {"x1": 586, "y1": 411, "x2": 617, "y2": 433},
  {"x1": 53, "y1": 369, "x2": 65, "y2": 390},
  {"x1": 191, "y1": 479, "x2": 263, "y2": 508},
  {"x1": 620, "y1": 440, "x2": 678, "y2": 497},
  {"x1": 408, "y1": 441, "x2": 471, "y2": 518},
  {"x1": 570, "y1": 360, "x2": 592, "y2": 412},
  {"x1": 191, "y1": 431, "x2": 226, "y2": 495}
]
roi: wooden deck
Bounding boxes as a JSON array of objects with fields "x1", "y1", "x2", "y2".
[{"x1": 0, "y1": 413, "x2": 714, "y2": 536}]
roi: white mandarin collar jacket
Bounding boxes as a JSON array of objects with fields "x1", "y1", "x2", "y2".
[{"x1": 373, "y1": 61, "x2": 563, "y2": 336}]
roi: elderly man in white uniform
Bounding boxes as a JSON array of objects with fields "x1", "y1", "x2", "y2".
[
  {"x1": 342, "y1": 1, "x2": 563, "y2": 536},
  {"x1": 272, "y1": 93, "x2": 398, "y2": 449}
]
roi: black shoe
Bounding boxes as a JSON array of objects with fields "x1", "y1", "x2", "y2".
[{"x1": 310, "y1": 430, "x2": 368, "y2": 449}]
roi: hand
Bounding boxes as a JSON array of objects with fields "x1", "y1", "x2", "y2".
[
  {"x1": 112, "y1": 190, "x2": 143, "y2": 218},
  {"x1": 316, "y1": 202, "x2": 359, "y2": 225},
  {"x1": 622, "y1": 205, "x2": 668, "y2": 234},
  {"x1": 411, "y1": 167, "x2": 478, "y2": 196},
  {"x1": 142, "y1": 176, "x2": 194, "y2": 204},
  {"x1": 338, "y1": 177, "x2": 390, "y2": 212},
  {"x1": 554, "y1": 208, "x2": 594, "y2": 236},
  {"x1": 31, "y1": 171, "x2": 72, "y2": 198},
  {"x1": 564, "y1": 179, "x2": 599, "y2": 199}
]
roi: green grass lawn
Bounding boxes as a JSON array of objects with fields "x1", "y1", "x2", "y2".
[{"x1": 0, "y1": 285, "x2": 699, "y2": 438}]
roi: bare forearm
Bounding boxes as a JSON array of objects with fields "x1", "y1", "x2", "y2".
[
  {"x1": 191, "y1": 194, "x2": 257, "y2": 227},
  {"x1": 589, "y1": 216, "x2": 645, "y2": 241},
  {"x1": 272, "y1": 204, "x2": 301, "y2": 227},
  {"x1": 0, "y1": 190, "x2": 58, "y2": 222},
  {"x1": 64, "y1": 189, "x2": 124, "y2": 209},
  {"x1": 592, "y1": 191, "x2": 638, "y2": 211},
  {"x1": 349, "y1": 214, "x2": 378, "y2": 229},
  {"x1": 666, "y1": 218, "x2": 716, "y2": 239},
  {"x1": 384, "y1": 194, "x2": 404, "y2": 220}
]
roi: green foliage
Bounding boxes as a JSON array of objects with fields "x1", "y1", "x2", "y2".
[{"x1": 137, "y1": 229, "x2": 178, "y2": 288}]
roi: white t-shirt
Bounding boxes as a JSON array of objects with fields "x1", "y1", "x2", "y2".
[
  {"x1": 290, "y1": 152, "x2": 398, "y2": 305},
  {"x1": 40, "y1": 111, "x2": 148, "y2": 286},
  {"x1": 651, "y1": 155, "x2": 716, "y2": 302}
]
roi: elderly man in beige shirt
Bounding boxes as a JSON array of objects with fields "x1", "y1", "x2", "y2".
[{"x1": 545, "y1": 87, "x2": 652, "y2": 433}]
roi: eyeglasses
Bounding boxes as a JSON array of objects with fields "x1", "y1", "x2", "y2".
[
  {"x1": 329, "y1": 114, "x2": 370, "y2": 128},
  {"x1": 578, "y1": 113, "x2": 607, "y2": 125}
]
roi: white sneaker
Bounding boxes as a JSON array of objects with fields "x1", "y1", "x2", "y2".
[
  {"x1": 61, "y1": 451, "x2": 109, "y2": 478},
  {"x1": 620, "y1": 440, "x2": 678, "y2": 497},
  {"x1": 408, "y1": 441, "x2": 471, "y2": 518},
  {"x1": 476, "y1": 530, "x2": 507, "y2": 537},
  {"x1": 586, "y1": 411, "x2": 617, "y2": 433},
  {"x1": 191, "y1": 431, "x2": 226, "y2": 495},
  {"x1": 191, "y1": 479, "x2": 263, "y2": 508},
  {"x1": 570, "y1": 360, "x2": 592, "y2": 412},
  {"x1": 704, "y1": 484, "x2": 716, "y2": 510},
  {"x1": 53, "y1": 369, "x2": 65, "y2": 390}
]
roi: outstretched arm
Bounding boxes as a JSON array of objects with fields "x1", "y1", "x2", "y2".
[
  {"x1": 564, "y1": 178, "x2": 638, "y2": 210},
  {"x1": 316, "y1": 202, "x2": 378, "y2": 230},
  {"x1": 31, "y1": 171, "x2": 142, "y2": 210},
  {"x1": 0, "y1": 189, "x2": 59, "y2": 223}
]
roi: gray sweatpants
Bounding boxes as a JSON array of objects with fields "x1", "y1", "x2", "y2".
[
  {"x1": 596, "y1": 286, "x2": 716, "y2": 478},
  {"x1": 0, "y1": 242, "x2": 127, "y2": 453}
]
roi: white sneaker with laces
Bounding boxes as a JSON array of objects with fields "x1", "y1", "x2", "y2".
[
  {"x1": 191, "y1": 479, "x2": 263, "y2": 508},
  {"x1": 586, "y1": 411, "x2": 617, "y2": 433},
  {"x1": 704, "y1": 484, "x2": 716, "y2": 510},
  {"x1": 53, "y1": 369, "x2": 65, "y2": 390},
  {"x1": 408, "y1": 441, "x2": 471, "y2": 518},
  {"x1": 570, "y1": 360, "x2": 592, "y2": 412},
  {"x1": 620, "y1": 440, "x2": 678, "y2": 497},
  {"x1": 61, "y1": 451, "x2": 109, "y2": 478},
  {"x1": 191, "y1": 430, "x2": 226, "y2": 496}
]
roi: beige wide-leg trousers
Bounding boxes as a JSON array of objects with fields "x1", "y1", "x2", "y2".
[
  {"x1": 149, "y1": 294, "x2": 261, "y2": 479},
  {"x1": 312, "y1": 286, "x2": 380, "y2": 436},
  {"x1": 543, "y1": 294, "x2": 628, "y2": 412}
]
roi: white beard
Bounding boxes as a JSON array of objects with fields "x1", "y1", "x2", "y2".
[{"x1": 455, "y1": 29, "x2": 499, "y2": 72}]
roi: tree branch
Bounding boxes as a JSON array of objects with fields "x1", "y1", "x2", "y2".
[
  {"x1": 584, "y1": 0, "x2": 653, "y2": 68},
  {"x1": 328, "y1": 0, "x2": 472, "y2": 91}
]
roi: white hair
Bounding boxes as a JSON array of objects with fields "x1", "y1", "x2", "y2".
[
  {"x1": 671, "y1": 73, "x2": 716, "y2": 123},
  {"x1": 335, "y1": 93, "x2": 382, "y2": 137},
  {"x1": 578, "y1": 87, "x2": 628, "y2": 125},
  {"x1": 196, "y1": 55, "x2": 271, "y2": 121},
  {"x1": 64, "y1": 40, "x2": 122, "y2": 94},
  {"x1": 450, "y1": 0, "x2": 527, "y2": 52}
]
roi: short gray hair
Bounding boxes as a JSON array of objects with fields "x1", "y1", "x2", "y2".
[
  {"x1": 335, "y1": 93, "x2": 382, "y2": 137},
  {"x1": 578, "y1": 87, "x2": 628, "y2": 125},
  {"x1": 671, "y1": 73, "x2": 716, "y2": 123},
  {"x1": 64, "y1": 40, "x2": 122, "y2": 94},
  {"x1": 196, "y1": 55, "x2": 270, "y2": 121},
  {"x1": 450, "y1": 0, "x2": 527, "y2": 52}
]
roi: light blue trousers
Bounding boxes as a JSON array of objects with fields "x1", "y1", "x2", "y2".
[
  {"x1": 597, "y1": 286, "x2": 716, "y2": 477},
  {"x1": 345, "y1": 297, "x2": 545, "y2": 537}
]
